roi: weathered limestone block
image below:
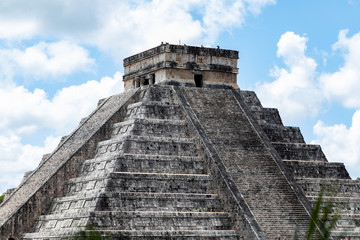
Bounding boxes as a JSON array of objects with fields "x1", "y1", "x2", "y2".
[
  {"x1": 261, "y1": 124, "x2": 305, "y2": 143},
  {"x1": 123, "y1": 43, "x2": 239, "y2": 91},
  {"x1": 239, "y1": 90, "x2": 263, "y2": 107},
  {"x1": 115, "y1": 154, "x2": 204, "y2": 174},
  {"x1": 272, "y1": 142, "x2": 328, "y2": 161},
  {"x1": 126, "y1": 101, "x2": 185, "y2": 120},
  {"x1": 95, "y1": 192, "x2": 222, "y2": 212},
  {"x1": 284, "y1": 160, "x2": 350, "y2": 179}
]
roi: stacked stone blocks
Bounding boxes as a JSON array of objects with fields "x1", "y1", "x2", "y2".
[
  {"x1": 20, "y1": 86, "x2": 240, "y2": 239},
  {"x1": 240, "y1": 90, "x2": 360, "y2": 239}
]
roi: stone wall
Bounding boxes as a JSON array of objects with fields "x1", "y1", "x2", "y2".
[{"x1": 123, "y1": 44, "x2": 239, "y2": 91}]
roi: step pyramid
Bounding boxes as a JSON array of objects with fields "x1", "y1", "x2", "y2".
[
  {"x1": 0, "y1": 85, "x2": 315, "y2": 239},
  {"x1": 241, "y1": 90, "x2": 360, "y2": 239},
  {"x1": 1, "y1": 44, "x2": 358, "y2": 240}
]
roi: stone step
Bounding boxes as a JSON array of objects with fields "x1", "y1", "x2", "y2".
[
  {"x1": 333, "y1": 215, "x2": 360, "y2": 234},
  {"x1": 64, "y1": 176, "x2": 107, "y2": 195},
  {"x1": 92, "y1": 211, "x2": 233, "y2": 231},
  {"x1": 260, "y1": 124, "x2": 305, "y2": 143},
  {"x1": 334, "y1": 213, "x2": 360, "y2": 221},
  {"x1": 50, "y1": 191, "x2": 222, "y2": 215},
  {"x1": 306, "y1": 195, "x2": 360, "y2": 213},
  {"x1": 79, "y1": 155, "x2": 116, "y2": 176},
  {"x1": 297, "y1": 178, "x2": 360, "y2": 196},
  {"x1": 111, "y1": 118, "x2": 189, "y2": 138},
  {"x1": 126, "y1": 101, "x2": 185, "y2": 120},
  {"x1": 335, "y1": 226, "x2": 360, "y2": 234},
  {"x1": 306, "y1": 192, "x2": 360, "y2": 200},
  {"x1": 140, "y1": 85, "x2": 177, "y2": 103},
  {"x1": 331, "y1": 230, "x2": 360, "y2": 239},
  {"x1": 239, "y1": 90, "x2": 263, "y2": 107},
  {"x1": 64, "y1": 171, "x2": 213, "y2": 195},
  {"x1": 32, "y1": 213, "x2": 89, "y2": 232},
  {"x1": 95, "y1": 135, "x2": 197, "y2": 157},
  {"x1": 32, "y1": 211, "x2": 233, "y2": 232},
  {"x1": 272, "y1": 142, "x2": 328, "y2": 161},
  {"x1": 106, "y1": 172, "x2": 212, "y2": 194},
  {"x1": 49, "y1": 195, "x2": 98, "y2": 215},
  {"x1": 247, "y1": 106, "x2": 283, "y2": 125},
  {"x1": 80, "y1": 153, "x2": 204, "y2": 176},
  {"x1": 113, "y1": 154, "x2": 205, "y2": 174},
  {"x1": 23, "y1": 229, "x2": 240, "y2": 239},
  {"x1": 284, "y1": 160, "x2": 350, "y2": 179},
  {"x1": 96, "y1": 192, "x2": 222, "y2": 212}
]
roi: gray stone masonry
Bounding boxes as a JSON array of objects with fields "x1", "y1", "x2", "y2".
[
  {"x1": 0, "y1": 88, "x2": 139, "y2": 239},
  {"x1": 240, "y1": 89, "x2": 360, "y2": 239},
  {"x1": 21, "y1": 86, "x2": 241, "y2": 239},
  {"x1": 180, "y1": 87, "x2": 322, "y2": 239},
  {"x1": 122, "y1": 43, "x2": 239, "y2": 90},
  {"x1": 2, "y1": 83, "x2": 359, "y2": 239}
]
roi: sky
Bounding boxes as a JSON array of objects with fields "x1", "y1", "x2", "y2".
[{"x1": 1, "y1": 0, "x2": 360, "y2": 194}]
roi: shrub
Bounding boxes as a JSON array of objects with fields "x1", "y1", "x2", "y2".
[
  {"x1": 74, "y1": 225, "x2": 111, "y2": 240},
  {"x1": 0, "y1": 193, "x2": 5, "y2": 204}
]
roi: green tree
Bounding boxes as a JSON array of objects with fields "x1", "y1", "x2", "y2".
[
  {"x1": 306, "y1": 185, "x2": 339, "y2": 240},
  {"x1": 74, "y1": 225, "x2": 112, "y2": 240},
  {"x1": 0, "y1": 193, "x2": 5, "y2": 204}
]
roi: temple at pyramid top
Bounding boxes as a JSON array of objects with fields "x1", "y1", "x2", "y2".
[{"x1": 123, "y1": 43, "x2": 239, "y2": 91}]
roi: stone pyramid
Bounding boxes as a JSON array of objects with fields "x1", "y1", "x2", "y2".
[{"x1": 0, "y1": 44, "x2": 359, "y2": 240}]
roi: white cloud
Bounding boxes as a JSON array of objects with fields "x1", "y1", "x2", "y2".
[
  {"x1": 0, "y1": 41, "x2": 94, "y2": 80},
  {"x1": 48, "y1": 72, "x2": 124, "y2": 133},
  {"x1": 245, "y1": 0, "x2": 276, "y2": 14},
  {"x1": 0, "y1": 134, "x2": 60, "y2": 194},
  {"x1": 98, "y1": 0, "x2": 276, "y2": 51},
  {"x1": 256, "y1": 32, "x2": 322, "y2": 123},
  {"x1": 0, "y1": 19, "x2": 38, "y2": 39},
  {"x1": 0, "y1": 72, "x2": 123, "y2": 193},
  {"x1": 202, "y1": 0, "x2": 246, "y2": 43},
  {"x1": 89, "y1": 0, "x2": 204, "y2": 57},
  {"x1": 0, "y1": 72, "x2": 123, "y2": 136},
  {"x1": 312, "y1": 110, "x2": 360, "y2": 178},
  {"x1": 319, "y1": 29, "x2": 360, "y2": 109},
  {"x1": 0, "y1": 0, "x2": 276, "y2": 59}
]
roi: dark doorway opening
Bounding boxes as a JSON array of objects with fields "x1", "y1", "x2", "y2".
[
  {"x1": 194, "y1": 74, "x2": 203, "y2": 87},
  {"x1": 152, "y1": 74, "x2": 156, "y2": 84},
  {"x1": 144, "y1": 78, "x2": 149, "y2": 86},
  {"x1": 9, "y1": 238, "x2": 15, "y2": 240}
]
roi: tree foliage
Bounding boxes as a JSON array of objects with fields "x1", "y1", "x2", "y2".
[
  {"x1": 306, "y1": 185, "x2": 339, "y2": 240},
  {"x1": 0, "y1": 193, "x2": 5, "y2": 204},
  {"x1": 74, "y1": 225, "x2": 112, "y2": 240}
]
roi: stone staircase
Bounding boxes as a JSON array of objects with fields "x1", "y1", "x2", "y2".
[
  {"x1": 22, "y1": 86, "x2": 239, "y2": 239},
  {"x1": 240, "y1": 89, "x2": 360, "y2": 239},
  {"x1": 178, "y1": 87, "x2": 318, "y2": 239}
]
